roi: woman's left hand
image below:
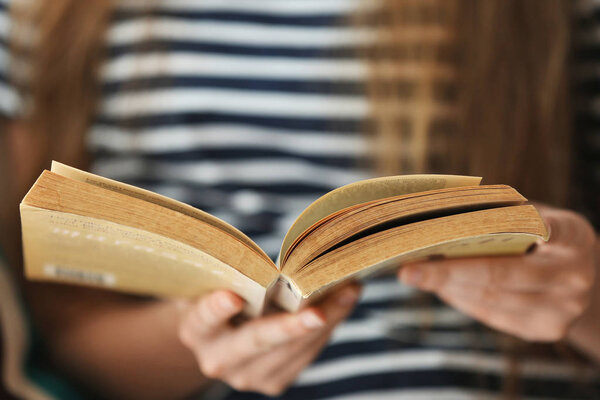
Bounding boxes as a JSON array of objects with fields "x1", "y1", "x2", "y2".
[{"x1": 398, "y1": 206, "x2": 597, "y2": 342}]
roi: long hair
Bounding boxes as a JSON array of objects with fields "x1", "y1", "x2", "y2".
[
  {"x1": 0, "y1": 0, "x2": 111, "y2": 269},
  {"x1": 366, "y1": 0, "x2": 572, "y2": 206},
  {"x1": 10, "y1": 0, "x2": 112, "y2": 171},
  {"x1": 0, "y1": 0, "x2": 586, "y2": 397},
  {"x1": 4, "y1": 0, "x2": 573, "y2": 206},
  {"x1": 363, "y1": 2, "x2": 581, "y2": 396}
]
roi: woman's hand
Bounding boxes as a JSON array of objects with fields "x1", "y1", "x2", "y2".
[
  {"x1": 177, "y1": 284, "x2": 361, "y2": 396},
  {"x1": 398, "y1": 206, "x2": 597, "y2": 342}
]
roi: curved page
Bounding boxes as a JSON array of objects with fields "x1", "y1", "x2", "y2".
[
  {"x1": 23, "y1": 171, "x2": 278, "y2": 287},
  {"x1": 279, "y1": 174, "x2": 482, "y2": 262},
  {"x1": 51, "y1": 161, "x2": 272, "y2": 264},
  {"x1": 291, "y1": 205, "x2": 548, "y2": 297},
  {"x1": 282, "y1": 185, "x2": 524, "y2": 271}
]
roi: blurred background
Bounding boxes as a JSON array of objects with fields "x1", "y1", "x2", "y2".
[{"x1": 0, "y1": 1, "x2": 599, "y2": 399}]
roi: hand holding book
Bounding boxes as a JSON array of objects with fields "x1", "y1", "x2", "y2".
[
  {"x1": 177, "y1": 285, "x2": 360, "y2": 396},
  {"x1": 20, "y1": 162, "x2": 549, "y2": 316},
  {"x1": 399, "y1": 206, "x2": 596, "y2": 342}
]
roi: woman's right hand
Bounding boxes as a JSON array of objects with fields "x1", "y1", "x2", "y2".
[{"x1": 177, "y1": 284, "x2": 361, "y2": 396}]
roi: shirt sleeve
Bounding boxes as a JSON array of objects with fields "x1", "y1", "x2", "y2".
[{"x1": 0, "y1": 0, "x2": 23, "y2": 118}]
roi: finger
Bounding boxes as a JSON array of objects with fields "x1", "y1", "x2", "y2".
[
  {"x1": 437, "y1": 290, "x2": 571, "y2": 342},
  {"x1": 182, "y1": 290, "x2": 245, "y2": 339},
  {"x1": 202, "y1": 284, "x2": 360, "y2": 375},
  {"x1": 202, "y1": 307, "x2": 326, "y2": 374},
  {"x1": 539, "y1": 208, "x2": 596, "y2": 247},
  {"x1": 318, "y1": 283, "x2": 362, "y2": 327},
  {"x1": 244, "y1": 285, "x2": 362, "y2": 394},
  {"x1": 260, "y1": 331, "x2": 331, "y2": 396},
  {"x1": 398, "y1": 255, "x2": 581, "y2": 293},
  {"x1": 241, "y1": 284, "x2": 362, "y2": 392},
  {"x1": 438, "y1": 284, "x2": 589, "y2": 318},
  {"x1": 225, "y1": 328, "x2": 329, "y2": 395}
]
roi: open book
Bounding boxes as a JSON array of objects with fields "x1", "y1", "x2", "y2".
[{"x1": 20, "y1": 162, "x2": 548, "y2": 316}]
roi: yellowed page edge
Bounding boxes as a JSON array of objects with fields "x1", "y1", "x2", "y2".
[
  {"x1": 279, "y1": 174, "x2": 482, "y2": 262},
  {"x1": 298, "y1": 232, "x2": 542, "y2": 301},
  {"x1": 51, "y1": 161, "x2": 272, "y2": 264},
  {"x1": 292, "y1": 205, "x2": 548, "y2": 293}
]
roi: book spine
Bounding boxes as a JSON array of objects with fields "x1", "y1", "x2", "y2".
[{"x1": 267, "y1": 275, "x2": 304, "y2": 312}]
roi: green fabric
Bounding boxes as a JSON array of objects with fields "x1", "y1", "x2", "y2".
[{"x1": 25, "y1": 333, "x2": 89, "y2": 400}]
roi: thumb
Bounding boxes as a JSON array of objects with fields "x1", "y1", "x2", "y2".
[
  {"x1": 538, "y1": 207, "x2": 595, "y2": 247},
  {"x1": 182, "y1": 290, "x2": 245, "y2": 338}
]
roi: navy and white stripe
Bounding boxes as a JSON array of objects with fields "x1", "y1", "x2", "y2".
[
  {"x1": 86, "y1": 1, "x2": 377, "y2": 257},
  {"x1": 0, "y1": 0, "x2": 20, "y2": 116},
  {"x1": 1, "y1": 1, "x2": 599, "y2": 399}
]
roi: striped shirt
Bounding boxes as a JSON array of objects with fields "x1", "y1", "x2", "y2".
[
  {"x1": 1, "y1": 1, "x2": 599, "y2": 399},
  {"x1": 91, "y1": 0, "x2": 375, "y2": 258}
]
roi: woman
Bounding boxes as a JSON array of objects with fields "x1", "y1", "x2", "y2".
[{"x1": 0, "y1": 0, "x2": 598, "y2": 399}]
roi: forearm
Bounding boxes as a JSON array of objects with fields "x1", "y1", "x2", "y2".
[
  {"x1": 27, "y1": 285, "x2": 209, "y2": 400},
  {"x1": 567, "y1": 236, "x2": 600, "y2": 365}
]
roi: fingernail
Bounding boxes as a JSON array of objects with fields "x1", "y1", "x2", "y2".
[
  {"x1": 219, "y1": 294, "x2": 238, "y2": 313},
  {"x1": 337, "y1": 287, "x2": 360, "y2": 306},
  {"x1": 401, "y1": 268, "x2": 423, "y2": 287},
  {"x1": 300, "y1": 310, "x2": 325, "y2": 329}
]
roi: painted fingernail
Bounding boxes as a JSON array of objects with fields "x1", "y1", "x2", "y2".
[
  {"x1": 402, "y1": 268, "x2": 423, "y2": 287},
  {"x1": 337, "y1": 287, "x2": 360, "y2": 306},
  {"x1": 300, "y1": 310, "x2": 325, "y2": 329}
]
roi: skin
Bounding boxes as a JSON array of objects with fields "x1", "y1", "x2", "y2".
[
  {"x1": 3, "y1": 121, "x2": 600, "y2": 400},
  {"x1": 2, "y1": 120, "x2": 362, "y2": 399},
  {"x1": 177, "y1": 285, "x2": 361, "y2": 396},
  {"x1": 399, "y1": 206, "x2": 600, "y2": 361}
]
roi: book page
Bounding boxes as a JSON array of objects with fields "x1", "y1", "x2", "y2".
[
  {"x1": 288, "y1": 232, "x2": 543, "y2": 310},
  {"x1": 282, "y1": 185, "x2": 524, "y2": 271},
  {"x1": 24, "y1": 171, "x2": 278, "y2": 287},
  {"x1": 291, "y1": 205, "x2": 548, "y2": 297},
  {"x1": 21, "y1": 205, "x2": 269, "y2": 316},
  {"x1": 279, "y1": 174, "x2": 482, "y2": 263},
  {"x1": 51, "y1": 161, "x2": 271, "y2": 263}
]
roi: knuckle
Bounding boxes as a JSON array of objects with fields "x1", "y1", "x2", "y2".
[
  {"x1": 518, "y1": 329, "x2": 542, "y2": 342},
  {"x1": 244, "y1": 329, "x2": 276, "y2": 353},
  {"x1": 530, "y1": 315, "x2": 568, "y2": 342},
  {"x1": 281, "y1": 315, "x2": 304, "y2": 336},
  {"x1": 197, "y1": 293, "x2": 224, "y2": 323},
  {"x1": 205, "y1": 294, "x2": 224, "y2": 319},
  {"x1": 248, "y1": 330, "x2": 269, "y2": 350},
  {"x1": 263, "y1": 383, "x2": 287, "y2": 396},
  {"x1": 228, "y1": 375, "x2": 253, "y2": 392},
  {"x1": 563, "y1": 297, "x2": 587, "y2": 316},
  {"x1": 518, "y1": 327, "x2": 560, "y2": 342},
  {"x1": 201, "y1": 358, "x2": 225, "y2": 378},
  {"x1": 563, "y1": 270, "x2": 593, "y2": 292},
  {"x1": 544, "y1": 324, "x2": 568, "y2": 342}
]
